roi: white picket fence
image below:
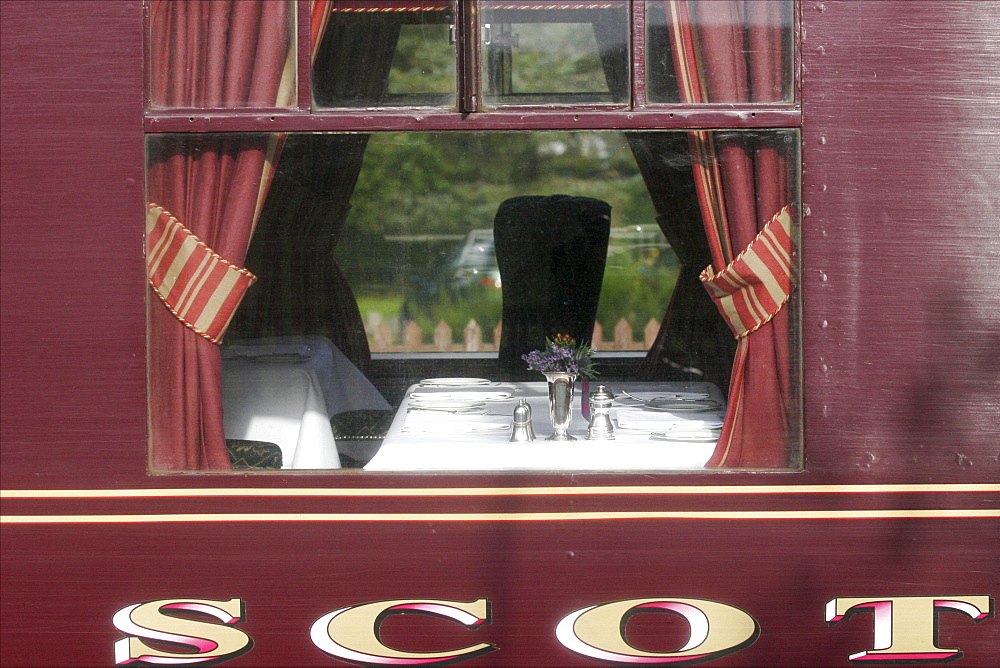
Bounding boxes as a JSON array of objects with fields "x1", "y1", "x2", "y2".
[{"x1": 366, "y1": 315, "x2": 660, "y2": 353}]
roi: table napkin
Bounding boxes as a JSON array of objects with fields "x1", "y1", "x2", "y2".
[
  {"x1": 616, "y1": 391, "x2": 710, "y2": 402},
  {"x1": 651, "y1": 428, "x2": 721, "y2": 442},
  {"x1": 402, "y1": 419, "x2": 511, "y2": 434},
  {"x1": 410, "y1": 391, "x2": 513, "y2": 401},
  {"x1": 614, "y1": 407, "x2": 724, "y2": 432}
]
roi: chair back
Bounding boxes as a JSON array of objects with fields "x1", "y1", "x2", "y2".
[{"x1": 493, "y1": 195, "x2": 611, "y2": 375}]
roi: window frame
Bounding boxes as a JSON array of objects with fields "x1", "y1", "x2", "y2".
[
  {"x1": 144, "y1": 0, "x2": 801, "y2": 132},
  {"x1": 143, "y1": 0, "x2": 803, "y2": 473}
]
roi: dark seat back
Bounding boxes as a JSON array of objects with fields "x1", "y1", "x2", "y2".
[{"x1": 493, "y1": 195, "x2": 611, "y2": 375}]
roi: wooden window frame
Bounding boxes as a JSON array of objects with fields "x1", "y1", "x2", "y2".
[{"x1": 144, "y1": 0, "x2": 801, "y2": 134}]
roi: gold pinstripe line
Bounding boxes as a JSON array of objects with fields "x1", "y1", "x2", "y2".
[
  {"x1": 2, "y1": 484, "x2": 997, "y2": 499},
  {"x1": 2, "y1": 509, "x2": 997, "y2": 525}
]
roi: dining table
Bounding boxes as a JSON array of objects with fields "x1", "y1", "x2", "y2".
[
  {"x1": 364, "y1": 379, "x2": 726, "y2": 472},
  {"x1": 221, "y1": 336, "x2": 391, "y2": 469}
]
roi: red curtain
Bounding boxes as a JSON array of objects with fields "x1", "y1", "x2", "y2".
[
  {"x1": 147, "y1": 0, "x2": 292, "y2": 470},
  {"x1": 665, "y1": 0, "x2": 795, "y2": 468},
  {"x1": 149, "y1": 0, "x2": 295, "y2": 108}
]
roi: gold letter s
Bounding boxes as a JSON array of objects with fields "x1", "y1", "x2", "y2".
[{"x1": 113, "y1": 598, "x2": 252, "y2": 665}]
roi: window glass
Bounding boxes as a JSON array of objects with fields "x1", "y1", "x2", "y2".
[
  {"x1": 645, "y1": 0, "x2": 794, "y2": 104},
  {"x1": 148, "y1": 0, "x2": 296, "y2": 109},
  {"x1": 146, "y1": 129, "x2": 800, "y2": 472},
  {"x1": 337, "y1": 131, "x2": 671, "y2": 355},
  {"x1": 312, "y1": 1, "x2": 457, "y2": 108},
  {"x1": 481, "y1": 0, "x2": 630, "y2": 106}
]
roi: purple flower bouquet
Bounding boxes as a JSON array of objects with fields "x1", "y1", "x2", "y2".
[{"x1": 522, "y1": 334, "x2": 598, "y2": 379}]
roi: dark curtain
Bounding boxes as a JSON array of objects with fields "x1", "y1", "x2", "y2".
[
  {"x1": 312, "y1": 9, "x2": 404, "y2": 108},
  {"x1": 228, "y1": 135, "x2": 374, "y2": 370},
  {"x1": 627, "y1": 134, "x2": 738, "y2": 390},
  {"x1": 593, "y1": 5, "x2": 737, "y2": 388},
  {"x1": 229, "y1": 3, "x2": 411, "y2": 369},
  {"x1": 591, "y1": 7, "x2": 631, "y2": 103}
]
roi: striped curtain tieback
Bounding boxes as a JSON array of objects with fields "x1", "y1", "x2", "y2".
[
  {"x1": 146, "y1": 203, "x2": 256, "y2": 344},
  {"x1": 700, "y1": 206, "x2": 794, "y2": 339}
]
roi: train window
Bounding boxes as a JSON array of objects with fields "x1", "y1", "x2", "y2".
[
  {"x1": 145, "y1": 0, "x2": 799, "y2": 474},
  {"x1": 310, "y1": 0, "x2": 631, "y2": 111},
  {"x1": 322, "y1": 131, "x2": 673, "y2": 358},
  {"x1": 146, "y1": 128, "x2": 799, "y2": 473}
]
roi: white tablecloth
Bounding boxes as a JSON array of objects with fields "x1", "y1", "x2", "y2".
[
  {"x1": 223, "y1": 336, "x2": 390, "y2": 416},
  {"x1": 222, "y1": 336, "x2": 391, "y2": 469},
  {"x1": 222, "y1": 361, "x2": 341, "y2": 469},
  {"x1": 365, "y1": 381, "x2": 725, "y2": 472}
]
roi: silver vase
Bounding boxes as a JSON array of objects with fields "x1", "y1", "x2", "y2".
[{"x1": 543, "y1": 372, "x2": 578, "y2": 441}]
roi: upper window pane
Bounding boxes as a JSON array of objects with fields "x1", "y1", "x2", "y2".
[
  {"x1": 480, "y1": 0, "x2": 630, "y2": 107},
  {"x1": 312, "y1": 1, "x2": 458, "y2": 108},
  {"x1": 645, "y1": 0, "x2": 794, "y2": 104},
  {"x1": 148, "y1": 0, "x2": 296, "y2": 109}
]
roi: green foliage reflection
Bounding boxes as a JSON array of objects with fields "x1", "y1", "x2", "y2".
[{"x1": 337, "y1": 132, "x2": 678, "y2": 349}]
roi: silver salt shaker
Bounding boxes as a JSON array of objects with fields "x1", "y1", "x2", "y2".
[
  {"x1": 586, "y1": 385, "x2": 615, "y2": 440},
  {"x1": 510, "y1": 398, "x2": 536, "y2": 442}
]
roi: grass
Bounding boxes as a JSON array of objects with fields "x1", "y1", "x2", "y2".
[
  {"x1": 356, "y1": 294, "x2": 404, "y2": 323},
  {"x1": 355, "y1": 260, "x2": 678, "y2": 347}
]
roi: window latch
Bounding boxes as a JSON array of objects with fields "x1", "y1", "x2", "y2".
[{"x1": 482, "y1": 24, "x2": 518, "y2": 48}]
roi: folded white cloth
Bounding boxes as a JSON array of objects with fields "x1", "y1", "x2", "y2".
[
  {"x1": 402, "y1": 421, "x2": 511, "y2": 434},
  {"x1": 223, "y1": 336, "x2": 391, "y2": 416},
  {"x1": 614, "y1": 407, "x2": 724, "y2": 432},
  {"x1": 617, "y1": 391, "x2": 710, "y2": 402},
  {"x1": 618, "y1": 420, "x2": 725, "y2": 432},
  {"x1": 651, "y1": 428, "x2": 721, "y2": 442},
  {"x1": 410, "y1": 391, "x2": 513, "y2": 401}
]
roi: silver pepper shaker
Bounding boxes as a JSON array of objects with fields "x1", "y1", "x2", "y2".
[
  {"x1": 586, "y1": 385, "x2": 615, "y2": 440},
  {"x1": 510, "y1": 398, "x2": 536, "y2": 442}
]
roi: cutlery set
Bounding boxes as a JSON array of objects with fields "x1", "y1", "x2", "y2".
[{"x1": 399, "y1": 380, "x2": 724, "y2": 441}]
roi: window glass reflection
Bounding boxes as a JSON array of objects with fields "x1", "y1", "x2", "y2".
[
  {"x1": 481, "y1": 0, "x2": 630, "y2": 107},
  {"x1": 334, "y1": 132, "x2": 671, "y2": 355},
  {"x1": 312, "y1": 1, "x2": 457, "y2": 108},
  {"x1": 645, "y1": 0, "x2": 794, "y2": 104}
]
